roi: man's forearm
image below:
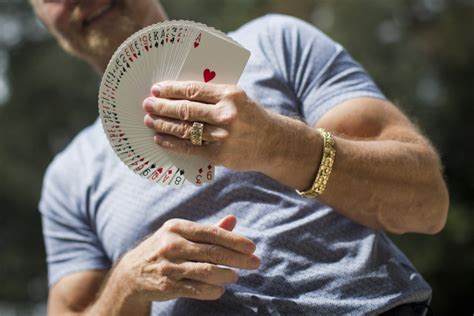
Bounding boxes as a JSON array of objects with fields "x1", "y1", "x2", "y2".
[
  {"x1": 85, "y1": 265, "x2": 150, "y2": 316},
  {"x1": 260, "y1": 112, "x2": 449, "y2": 234}
]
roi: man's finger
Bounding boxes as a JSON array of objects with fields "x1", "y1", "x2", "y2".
[
  {"x1": 175, "y1": 279, "x2": 225, "y2": 301},
  {"x1": 143, "y1": 97, "x2": 224, "y2": 125},
  {"x1": 166, "y1": 219, "x2": 256, "y2": 254},
  {"x1": 173, "y1": 261, "x2": 239, "y2": 286},
  {"x1": 152, "y1": 81, "x2": 229, "y2": 104},
  {"x1": 179, "y1": 241, "x2": 260, "y2": 270},
  {"x1": 144, "y1": 114, "x2": 229, "y2": 143},
  {"x1": 215, "y1": 215, "x2": 237, "y2": 231},
  {"x1": 153, "y1": 133, "x2": 215, "y2": 160}
]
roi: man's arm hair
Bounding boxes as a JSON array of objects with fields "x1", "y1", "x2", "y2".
[
  {"x1": 47, "y1": 269, "x2": 150, "y2": 316},
  {"x1": 263, "y1": 97, "x2": 449, "y2": 234}
]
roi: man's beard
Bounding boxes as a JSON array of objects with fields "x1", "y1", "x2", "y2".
[
  {"x1": 83, "y1": 14, "x2": 138, "y2": 62},
  {"x1": 64, "y1": 1, "x2": 142, "y2": 68}
]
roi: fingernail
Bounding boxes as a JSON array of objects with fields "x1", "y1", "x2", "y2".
[
  {"x1": 154, "y1": 135, "x2": 164, "y2": 144},
  {"x1": 144, "y1": 115, "x2": 154, "y2": 128},
  {"x1": 151, "y1": 85, "x2": 161, "y2": 97},
  {"x1": 143, "y1": 98, "x2": 155, "y2": 112},
  {"x1": 248, "y1": 256, "x2": 260, "y2": 268},
  {"x1": 245, "y1": 243, "x2": 256, "y2": 254}
]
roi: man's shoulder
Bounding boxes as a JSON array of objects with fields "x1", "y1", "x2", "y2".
[
  {"x1": 233, "y1": 13, "x2": 333, "y2": 44},
  {"x1": 231, "y1": 14, "x2": 339, "y2": 72}
]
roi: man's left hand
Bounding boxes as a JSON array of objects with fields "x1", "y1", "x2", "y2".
[{"x1": 142, "y1": 81, "x2": 276, "y2": 171}]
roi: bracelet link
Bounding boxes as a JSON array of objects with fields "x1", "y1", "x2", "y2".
[{"x1": 296, "y1": 128, "x2": 336, "y2": 198}]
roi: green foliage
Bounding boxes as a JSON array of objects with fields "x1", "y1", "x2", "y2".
[{"x1": 0, "y1": 0, "x2": 472, "y2": 314}]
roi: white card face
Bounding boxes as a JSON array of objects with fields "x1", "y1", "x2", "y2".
[
  {"x1": 98, "y1": 21, "x2": 250, "y2": 187},
  {"x1": 177, "y1": 29, "x2": 250, "y2": 84}
]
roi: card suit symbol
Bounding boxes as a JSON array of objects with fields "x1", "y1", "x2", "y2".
[
  {"x1": 157, "y1": 168, "x2": 163, "y2": 173},
  {"x1": 155, "y1": 42, "x2": 159, "y2": 48},
  {"x1": 199, "y1": 168, "x2": 203, "y2": 173},
  {"x1": 203, "y1": 69, "x2": 216, "y2": 83},
  {"x1": 161, "y1": 39, "x2": 164, "y2": 45},
  {"x1": 208, "y1": 164, "x2": 212, "y2": 170},
  {"x1": 151, "y1": 164, "x2": 155, "y2": 169},
  {"x1": 194, "y1": 41, "x2": 199, "y2": 48},
  {"x1": 180, "y1": 170, "x2": 185, "y2": 175},
  {"x1": 133, "y1": 53, "x2": 138, "y2": 59},
  {"x1": 126, "y1": 63, "x2": 130, "y2": 68},
  {"x1": 129, "y1": 58, "x2": 133, "y2": 62},
  {"x1": 168, "y1": 170, "x2": 173, "y2": 174}
]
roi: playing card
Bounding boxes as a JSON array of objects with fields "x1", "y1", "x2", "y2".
[
  {"x1": 98, "y1": 20, "x2": 250, "y2": 187},
  {"x1": 177, "y1": 28, "x2": 250, "y2": 84}
]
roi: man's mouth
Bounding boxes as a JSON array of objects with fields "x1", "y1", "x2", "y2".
[{"x1": 83, "y1": 0, "x2": 117, "y2": 28}]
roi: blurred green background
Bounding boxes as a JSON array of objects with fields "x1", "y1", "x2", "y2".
[{"x1": 0, "y1": 0, "x2": 472, "y2": 315}]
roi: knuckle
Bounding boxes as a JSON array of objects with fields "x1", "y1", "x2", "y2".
[
  {"x1": 185, "y1": 82, "x2": 201, "y2": 99},
  {"x1": 205, "y1": 226, "x2": 219, "y2": 243},
  {"x1": 218, "y1": 106, "x2": 237, "y2": 125},
  {"x1": 156, "y1": 242, "x2": 177, "y2": 258},
  {"x1": 212, "y1": 129, "x2": 230, "y2": 142},
  {"x1": 207, "y1": 245, "x2": 226, "y2": 264},
  {"x1": 157, "y1": 278, "x2": 175, "y2": 293},
  {"x1": 200, "y1": 263, "x2": 214, "y2": 280},
  {"x1": 179, "y1": 121, "x2": 192, "y2": 139},
  {"x1": 156, "y1": 262, "x2": 175, "y2": 276},
  {"x1": 153, "y1": 118, "x2": 164, "y2": 130},
  {"x1": 223, "y1": 86, "x2": 243, "y2": 99},
  {"x1": 177, "y1": 102, "x2": 191, "y2": 121},
  {"x1": 163, "y1": 219, "x2": 181, "y2": 232}
]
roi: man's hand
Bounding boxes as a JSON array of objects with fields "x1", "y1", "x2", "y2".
[
  {"x1": 48, "y1": 215, "x2": 259, "y2": 316},
  {"x1": 144, "y1": 82, "x2": 449, "y2": 235},
  {"x1": 114, "y1": 216, "x2": 260, "y2": 303},
  {"x1": 142, "y1": 81, "x2": 276, "y2": 172}
]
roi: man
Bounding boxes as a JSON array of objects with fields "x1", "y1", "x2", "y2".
[{"x1": 32, "y1": 0, "x2": 449, "y2": 315}]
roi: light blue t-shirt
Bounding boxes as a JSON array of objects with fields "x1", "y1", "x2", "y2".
[{"x1": 39, "y1": 14, "x2": 431, "y2": 315}]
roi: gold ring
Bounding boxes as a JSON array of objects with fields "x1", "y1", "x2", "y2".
[{"x1": 191, "y1": 122, "x2": 204, "y2": 146}]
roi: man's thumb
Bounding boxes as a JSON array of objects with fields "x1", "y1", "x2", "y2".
[{"x1": 215, "y1": 214, "x2": 237, "y2": 231}]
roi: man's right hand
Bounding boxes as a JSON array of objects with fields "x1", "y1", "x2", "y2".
[
  {"x1": 48, "y1": 215, "x2": 260, "y2": 316},
  {"x1": 114, "y1": 216, "x2": 260, "y2": 302}
]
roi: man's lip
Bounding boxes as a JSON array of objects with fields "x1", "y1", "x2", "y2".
[{"x1": 82, "y1": 0, "x2": 116, "y2": 27}]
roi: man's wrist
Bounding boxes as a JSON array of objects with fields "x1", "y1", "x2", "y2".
[
  {"x1": 89, "y1": 256, "x2": 150, "y2": 316},
  {"x1": 258, "y1": 112, "x2": 323, "y2": 190}
]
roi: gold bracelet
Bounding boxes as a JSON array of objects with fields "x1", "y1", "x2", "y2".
[{"x1": 296, "y1": 128, "x2": 336, "y2": 198}]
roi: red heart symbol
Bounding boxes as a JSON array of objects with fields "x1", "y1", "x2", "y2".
[
  {"x1": 203, "y1": 68, "x2": 216, "y2": 82},
  {"x1": 194, "y1": 42, "x2": 199, "y2": 48},
  {"x1": 157, "y1": 168, "x2": 163, "y2": 173}
]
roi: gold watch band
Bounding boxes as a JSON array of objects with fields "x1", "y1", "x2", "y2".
[{"x1": 296, "y1": 128, "x2": 336, "y2": 198}]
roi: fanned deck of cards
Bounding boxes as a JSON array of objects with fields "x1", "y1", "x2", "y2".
[{"x1": 99, "y1": 21, "x2": 250, "y2": 187}]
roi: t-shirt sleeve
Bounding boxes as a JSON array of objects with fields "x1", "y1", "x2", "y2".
[
  {"x1": 263, "y1": 15, "x2": 387, "y2": 126},
  {"x1": 39, "y1": 146, "x2": 110, "y2": 287}
]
